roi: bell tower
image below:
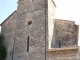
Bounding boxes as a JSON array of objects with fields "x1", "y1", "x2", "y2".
[{"x1": 13, "y1": 0, "x2": 56, "y2": 60}]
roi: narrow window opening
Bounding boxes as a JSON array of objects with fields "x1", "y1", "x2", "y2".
[
  {"x1": 27, "y1": 36, "x2": 29, "y2": 52},
  {"x1": 59, "y1": 41, "x2": 61, "y2": 47}
]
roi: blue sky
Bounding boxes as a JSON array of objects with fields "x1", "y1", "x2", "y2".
[
  {"x1": 0, "y1": 0, "x2": 18, "y2": 23},
  {"x1": 0, "y1": 0, "x2": 80, "y2": 45}
]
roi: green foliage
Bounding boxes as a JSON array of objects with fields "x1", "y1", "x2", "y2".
[{"x1": 0, "y1": 34, "x2": 7, "y2": 60}]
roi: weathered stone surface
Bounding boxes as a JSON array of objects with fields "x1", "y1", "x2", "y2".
[
  {"x1": 1, "y1": 11, "x2": 17, "y2": 60},
  {"x1": 48, "y1": 0, "x2": 56, "y2": 49},
  {"x1": 54, "y1": 19, "x2": 77, "y2": 47},
  {"x1": 1, "y1": 0, "x2": 79, "y2": 60},
  {"x1": 13, "y1": 0, "x2": 48, "y2": 60},
  {"x1": 75, "y1": 25, "x2": 79, "y2": 44},
  {"x1": 49, "y1": 49, "x2": 78, "y2": 60}
]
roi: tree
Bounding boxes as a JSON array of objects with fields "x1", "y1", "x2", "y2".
[{"x1": 0, "y1": 34, "x2": 7, "y2": 60}]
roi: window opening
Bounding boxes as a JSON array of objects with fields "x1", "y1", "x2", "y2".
[
  {"x1": 27, "y1": 36, "x2": 29, "y2": 52},
  {"x1": 59, "y1": 41, "x2": 61, "y2": 47}
]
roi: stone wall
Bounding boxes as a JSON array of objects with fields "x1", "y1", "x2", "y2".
[
  {"x1": 1, "y1": 11, "x2": 17, "y2": 60},
  {"x1": 49, "y1": 48, "x2": 78, "y2": 60},
  {"x1": 48, "y1": 0, "x2": 56, "y2": 49},
  {"x1": 54, "y1": 19, "x2": 77, "y2": 48},
  {"x1": 1, "y1": 0, "x2": 79, "y2": 60},
  {"x1": 49, "y1": 19, "x2": 79, "y2": 60},
  {"x1": 13, "y1": 0, "x2": 48, "y2": 60},
  {"x1": 75, "y1": 25, "x2": 79, "y2": 44},
  {"x1": 1, "y1": 0, "x2": 56, "y2": 60}
]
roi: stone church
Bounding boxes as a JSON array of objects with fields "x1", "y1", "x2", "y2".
[{"x1": 0, "y1": 0, "x2": 79, "y2": 60}]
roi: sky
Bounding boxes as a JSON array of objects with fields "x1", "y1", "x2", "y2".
[
  {"x1": 0, "y1": 0, "x2": 80, "y2": 45},
  {"x1": 0, "y1": 0, "x2": 18, "y2": 31},
  {"x1": 55, "y1": 0, "x2": 80, "y2": 24},
  {"x1": 55, "y1": 0, "x2": 80, "y2": 46},
  {"x1": 0, "y1": 0, "x2": 18, "y2": 23}
]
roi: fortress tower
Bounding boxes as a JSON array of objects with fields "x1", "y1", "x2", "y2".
[{"x1": 13, "y1": 0, "x2": 56, "y2": 60}]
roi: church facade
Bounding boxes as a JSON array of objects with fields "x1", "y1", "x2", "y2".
[{"x1": 0, "y1": 0, "x2": 79, "y2": 60}]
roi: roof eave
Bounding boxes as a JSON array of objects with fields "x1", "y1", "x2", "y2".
[{"x1": 0, "y1": 10, "x2": 17, "y2": 26}]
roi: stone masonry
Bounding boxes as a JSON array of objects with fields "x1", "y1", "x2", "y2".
[
  {"x1": 49, "y1": 19, "x2": 79, "y2": 60},
  {"x1": 1, "y1": 11, "x2": 17, "y2": 60},
  {"x1": 54, "y1": 19, "x2": 77, "y2": 47},
  {"x1": 13, "y1": 0, "x2": 47, "y2": 60},
  {"x1": 0, "y1": 0, "x2": 79, "y2": 60}
]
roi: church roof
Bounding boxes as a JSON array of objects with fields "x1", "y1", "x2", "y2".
[{"x1": 0, "y1": 10, "x2": 17, "y2": 26}]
